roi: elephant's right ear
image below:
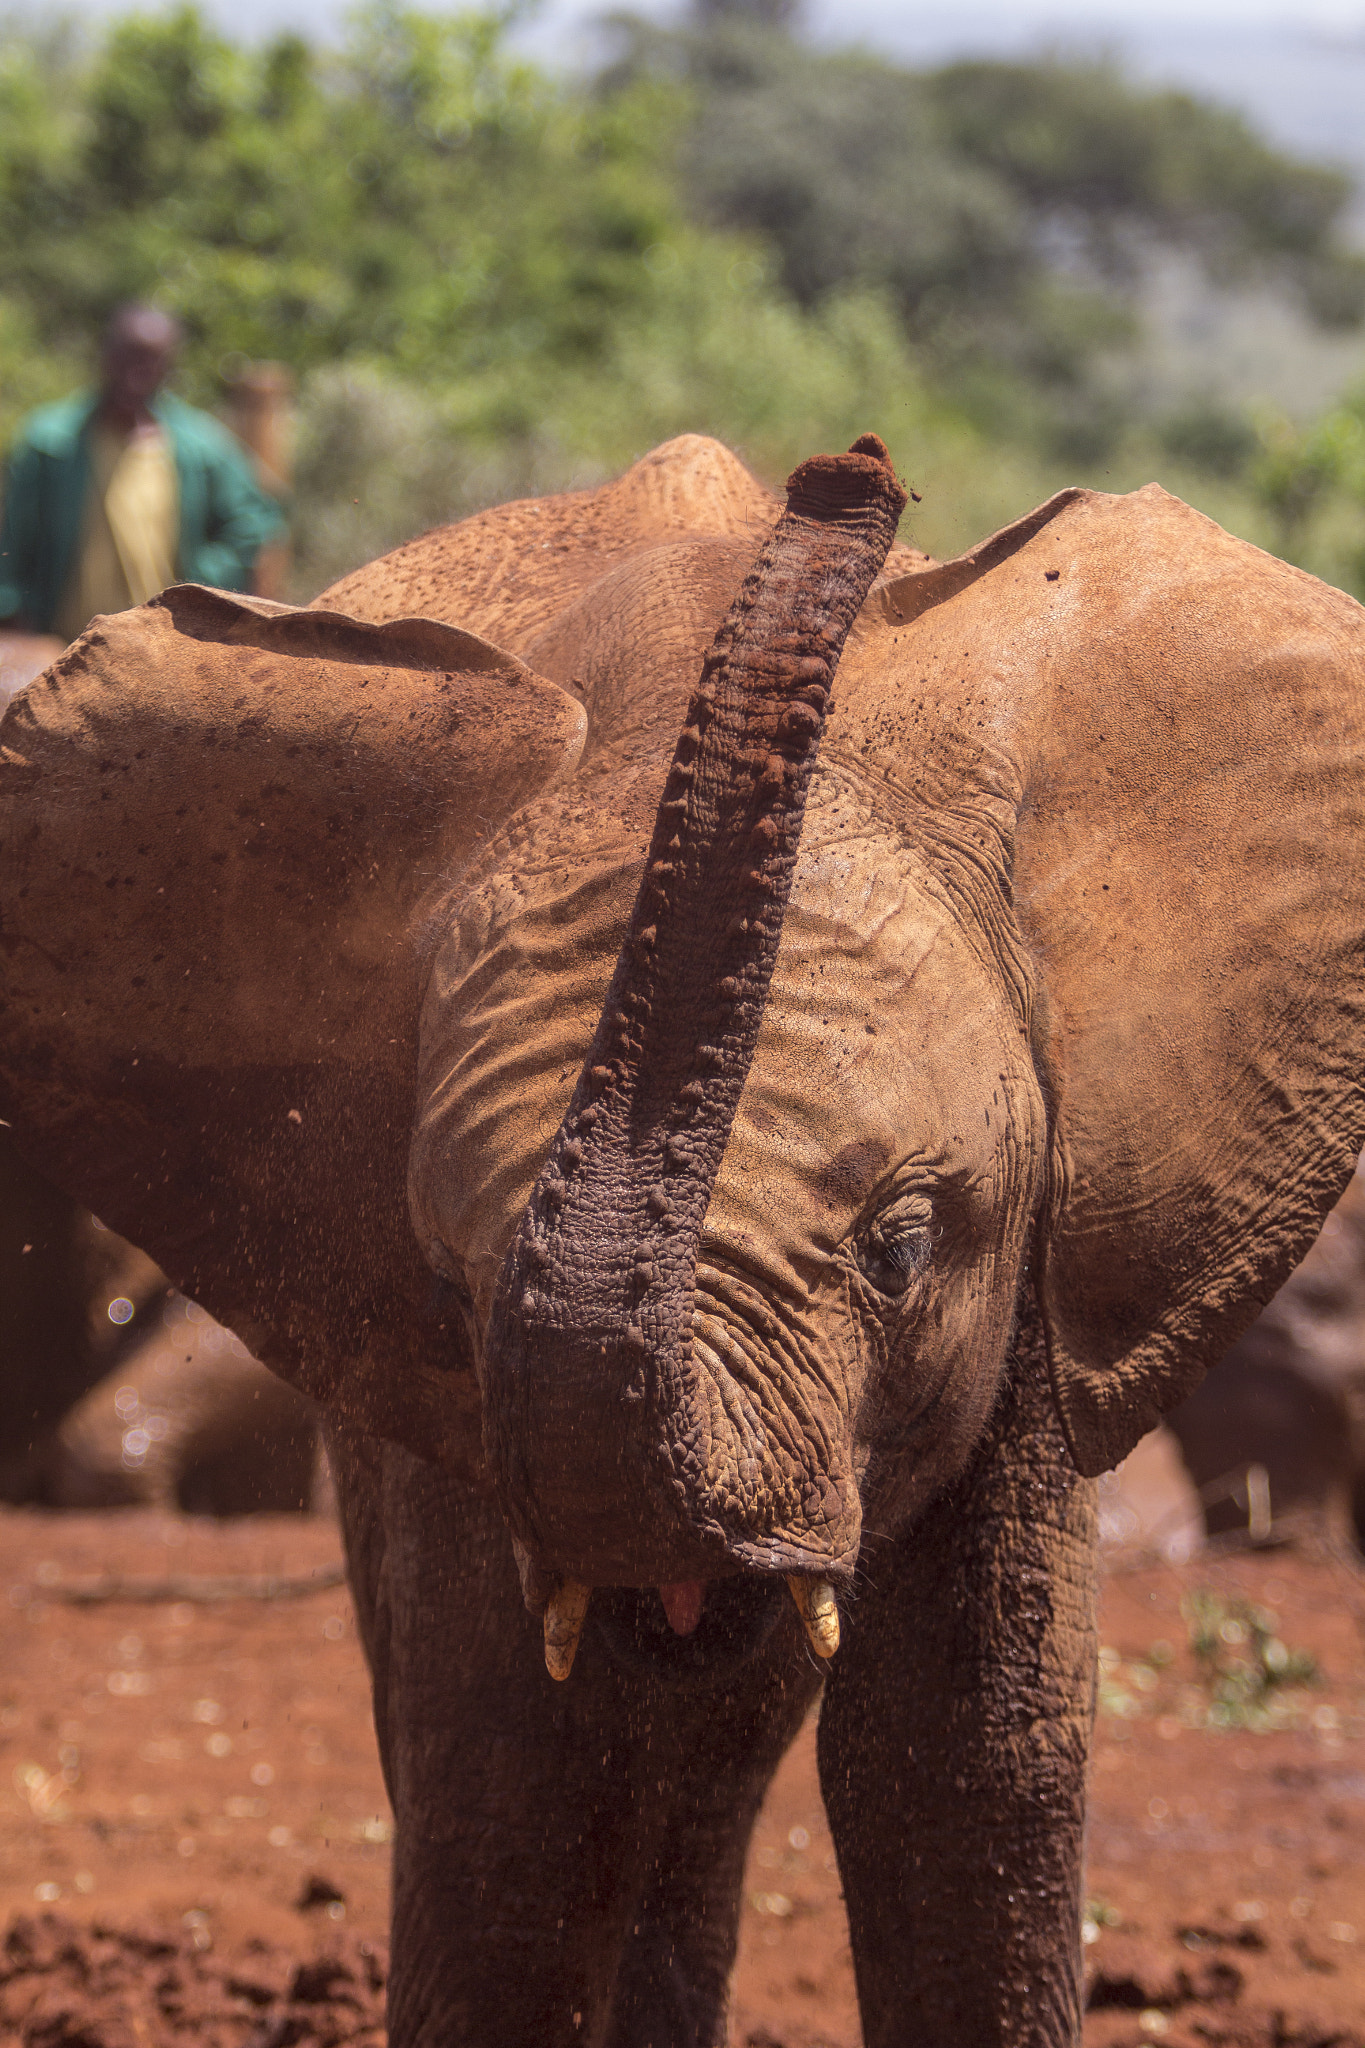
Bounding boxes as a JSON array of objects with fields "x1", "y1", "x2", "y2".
[
  {"x1": 1001, "y1": 492, "x2": 1365, "y2": 1475},
  {"x1": 872, "y1": 486, "x2": 1365, "y2": 1479},
  {"x1": 0, "y1": 585, "x2": 585, "y2": 1458}
]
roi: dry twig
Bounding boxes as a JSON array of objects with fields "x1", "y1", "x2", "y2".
[{"x1": 32, "y1": 1564, "x2": 347, "y2": 1606}]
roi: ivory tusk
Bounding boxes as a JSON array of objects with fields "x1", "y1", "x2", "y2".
[
  {"x1": 543, "y1": 1579, "x2": 592, "y2": 1681},
  {"x1": 787, "y1": 1576, "x2": 840, "y2": 1659}
]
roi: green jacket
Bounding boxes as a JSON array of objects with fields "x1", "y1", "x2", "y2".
[{"x1": 0, "y1": 389, "x2": 286, "y2": 633}]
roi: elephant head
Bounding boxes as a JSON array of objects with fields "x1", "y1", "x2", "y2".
[{"x1": 3, "y1": 434, "x2": 1365, "y2": 1680}]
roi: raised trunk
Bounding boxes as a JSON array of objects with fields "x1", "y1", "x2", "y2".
[{"x1": 484, "y1": 437, "x2": 907, "y2": 1584}]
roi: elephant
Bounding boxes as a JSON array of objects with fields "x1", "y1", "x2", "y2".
[
  {"x1": 42, "y1": 1293, "x2": 323, "y2": 1515},
  {"x1": 2, "y1": 1127, "x2": 320, "y2": 1515},
  {"x1": 1166, "y1": 1153, "x2": 1365, "y2": 1547},
  {"x1": 3, "y1": 430, "x2": 1365, "y2": 2047},
  {"x1": 1, "y1": 1124, "x2": 167, "y2": 1497},
  {"x1": 4, "y1": 634, "x2": 320, "y2": 1518}
]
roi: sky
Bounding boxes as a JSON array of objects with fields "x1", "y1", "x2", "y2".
[
  {"x1": 518, "y1": 4, "x2": 1365, "y2": 187},
  {"x1": 27, "y1": 1, "x2": 1365, "y2": 193}
]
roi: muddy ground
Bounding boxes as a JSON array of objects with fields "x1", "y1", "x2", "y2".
[{"x1": 3, "y1": 1503, "x2": 1365, "y2": 2047}]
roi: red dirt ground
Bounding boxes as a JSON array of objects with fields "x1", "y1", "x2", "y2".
[{"x1": 3, "y1": 1506, "x2": 1365, "y2": 2047}]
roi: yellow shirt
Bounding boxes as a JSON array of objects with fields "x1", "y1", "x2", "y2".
[{"x1": 54, "y1": 424, "x2": 178, "y2": 643}]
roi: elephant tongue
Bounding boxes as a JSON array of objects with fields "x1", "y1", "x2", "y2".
[{"x1": 660, "y1": 1580, "x2": 706, "y2": 1635}]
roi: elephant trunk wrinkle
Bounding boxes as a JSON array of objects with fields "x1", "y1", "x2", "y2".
[
  {"x1": 483, "y1": 438, "x2": 905, "y2": 1572},
  {"x1": 687, "y1": 1263, "x2": 860, "y2": 1554}
]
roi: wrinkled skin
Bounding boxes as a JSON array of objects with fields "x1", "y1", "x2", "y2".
[
  {"x1": 3, "y1": 435, "x2": 1365, "y2": 2046},
  {"x1": 330, "y1": 1293, "x2": 1094, "y2": 2046},
  {"x1": 1168, "y1": 1155, "x2": 1365, "y2": 1546}
]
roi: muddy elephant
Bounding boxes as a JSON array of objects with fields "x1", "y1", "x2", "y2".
[
  {"x1": 3, "y1": 434, "x2": 1365, "y2": 2046},
  {"x1": 44, "y1": 1294, "x2": 322, "y2": 1515},
  {"x1": 3, "y1": 1129, "x2": 319, "y2": 1514},
  {"x1": 1, "y1": 1124, "x2": 166, "y2": 1495},
  {"x1": 1167, "y1": 1156, "x2": 1365, "y2": 1546}
]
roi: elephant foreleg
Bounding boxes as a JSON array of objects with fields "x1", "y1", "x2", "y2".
[
  {"x1": 818, "y1": 1286, "x2": 1099, "y2": 2047},
  {"x1": 356, "y1": 1437, "x2": 819, "y2": 2048},
  {"x1": 368, "y1": 1446, "x2": 637, "y2": 2047}
]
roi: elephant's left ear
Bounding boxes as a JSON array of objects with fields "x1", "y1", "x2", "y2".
[
  {"x1": 0, "y1": 586, "x2": 585, "y2": 1456},
  {"x1": 1000, "y1": 487, "x2": 1365, "y2": 1475}
]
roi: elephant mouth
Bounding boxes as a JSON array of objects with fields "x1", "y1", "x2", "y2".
[{"x1": 588, "y1": 1572, "x2": 788, "y2": 1686}]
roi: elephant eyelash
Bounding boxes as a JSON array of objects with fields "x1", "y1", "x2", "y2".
[
  {"x1": 884, "y1": 1229, "x2": 931, "y2": 1275},
  {"x1": 854, "y1": 1214, "x2": 935, "y2": 1299}
]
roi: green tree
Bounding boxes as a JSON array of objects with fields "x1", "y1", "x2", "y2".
[
  {"x1": 603, "y1": 14, "x2": 1365, "y2": 449},
  {"x1": 3, "y1": 4, "x2": 1362, "y2": 597},
  {"x1": 0, "y1": 6, "x2": 954, "y2": 585},
  {"x1": 0, "y1": 5, "x2": 704, "y2": 401}
]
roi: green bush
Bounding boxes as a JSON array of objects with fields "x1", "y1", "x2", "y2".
[
  {"x1": 1182, "y1": 1590, "x2": 1318, "y2": 1730},
  {"x1": 1158, "y1": 400, "x2": 1259, "y2": 480}
]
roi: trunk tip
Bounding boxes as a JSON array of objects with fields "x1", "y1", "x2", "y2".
[
  {"x1": 847, "y1": 431, "x2": 893, "y2": 464},
  {"x1": 785, "y1": 435, "x2": 907, "y2": 528}
]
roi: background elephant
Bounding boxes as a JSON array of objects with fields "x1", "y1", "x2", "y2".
[
  {"x1": 3, "y1": 432, "x2": 1365, "y2": 2048},
  {"x1": 2, "y1": 1127, "x2": 321, "y2": 1514},
  {"x1": 1165, "y1": 1154, "x2": 1365, "y2": 1546},
  {"x1": 43, "y1": 1292, "x2": 323, "y2": 1515},
  {"x1": 0, "y1": 1125, "x2": 167, "y2": 1497}
]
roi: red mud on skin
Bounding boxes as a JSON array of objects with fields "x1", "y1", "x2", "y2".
[
  {"x1": 660, "y1": 1580, "x2": 706, "y2": 1635},
  {"x1": 485, "y1": 439, "x2": 906, "y2": 1587},
  {"x1": 5, "y1": 1507, "x2": 1365, "y2": 2046}
]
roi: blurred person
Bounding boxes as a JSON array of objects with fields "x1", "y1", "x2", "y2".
[
  {"x1": 0, "y1": 305, "x2": 284, "y2": 1438},
  {"x1": 0, "y1": 303, "x2": 285, "y2": 642}
]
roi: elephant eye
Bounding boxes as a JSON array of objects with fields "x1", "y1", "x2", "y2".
[{"x1": 856, "y1": 1203, "x2": 933, "y2": 1299}]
